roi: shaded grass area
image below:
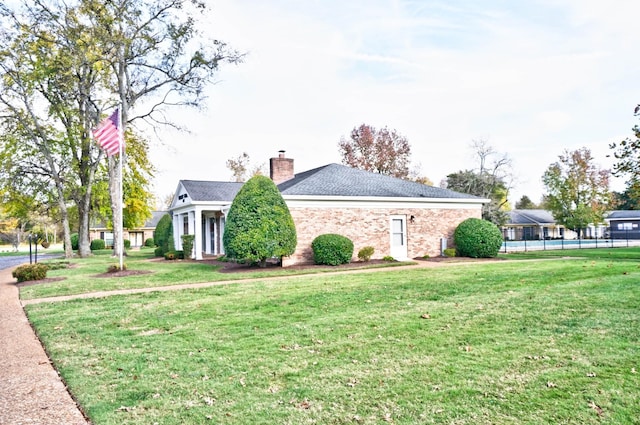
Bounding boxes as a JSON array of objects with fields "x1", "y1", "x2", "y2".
[
  {"x1": 26, "y1": 259, "x2": 640, "y2": 424},
  {"x1": 19, "y1": 249, "x2": 411, "y2": 300}
]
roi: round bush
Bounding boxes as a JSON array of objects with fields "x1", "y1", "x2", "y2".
[
  {"x1": 70, "y1": 233, "x2": 79, "y2": 251},
  {"x1": 12, "y1": 264, "x2": 48, "y2": 282},
  {"x1": 124, "y1": 239, "x2": 131, "y2": 249},
  {"x1": 145, "y1": 238, "x2": 155, "y2": 247},
  {"x1": 90, "y1": 239, "x2": 106, "y2": 251},
  {"x1": 357, "y1": 246, "x2": 375, "y2": 262},
  {"x1": 311, "y1": 234, "x2": 354, "y2": 266},
  {"x1": 454, "y1": 218, "x2": 503, "y2": 258}
]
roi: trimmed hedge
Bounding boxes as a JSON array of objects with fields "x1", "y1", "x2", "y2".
[
  {"x1": 145, "y1": 238, "x2": 155, "y2": 247},
  {"x1": 181, "y1": 234, "x2": 195, "y2": 259},
  {"x1": 311, "y1": 234, "x2": 354, "y2": 266},
  {"x1": 454, "y1": 218, "x2": 503, "y2": 258},
  {"x1": 90, "y1": 239, "x2": 106, "y2": 251},
  {"x1": 12, "y1": 263, "x2": 48, "y2": 282}
]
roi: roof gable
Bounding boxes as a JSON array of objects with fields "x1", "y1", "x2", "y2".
[
  {"x1": 174, "y1": 180, "x2": 243, "y2": 206},
  {"x1": 277, "y1": 163, "x2": 480, "y2": 199}
]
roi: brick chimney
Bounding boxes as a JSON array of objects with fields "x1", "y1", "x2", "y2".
[{"x1": 270, "y1": 150, "x2": 294, "y2": 184}]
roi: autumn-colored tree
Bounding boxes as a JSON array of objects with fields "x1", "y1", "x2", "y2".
[
  {"x1": 338, "y1": 124, "x2": 411, "y2": 178},
  {"x1": 542, "y1": 147, "x2": 612, "y2": 237}
]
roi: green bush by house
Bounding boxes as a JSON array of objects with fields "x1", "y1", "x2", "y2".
[
  {"x1": 70, "y1": 233, "x2": 79, "y2": 251},
  {"x1": 312, "y1": 234, "x2": 354, "y2": 266},
  {"x1": 153, "y1": 214, "x2": 173, "y2": 257},
  {"x1": 223, "y1": 175, "x2": 297, "y2": 267},
  {"x1": 90, "y1": 239, "x2": 106, "y2": 251},
  {"x1": 454, "y1": 218, "x2": 503, "y2": 258},
  {"x1": 181, "y1": 235, "x2": 195, "y2": 259},
  {"x1": 145, "y1": 238, "x2": 155, "y2": 247},
  {"x1": 357, "y1": 246, "x2": 375, "y2": 262}
]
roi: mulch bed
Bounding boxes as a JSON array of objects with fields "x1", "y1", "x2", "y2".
[{"x1": 93, "y1": 270, "x2": 152, "y2": 279}]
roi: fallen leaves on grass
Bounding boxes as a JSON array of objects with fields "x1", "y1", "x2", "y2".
[{"x1": 588, "y1": 400, "x2": 604, "y2": 416}]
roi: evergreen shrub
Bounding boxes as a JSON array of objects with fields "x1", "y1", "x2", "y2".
[
  {"x1": 90, "y1": 239, "x2": 106, "y2": 251},
  {"x1": 454, "y1": 218, "x2": 503, "y2": 258},
  {"x1": 311, "y1": 234, "x2": 354, "y2": 266}
]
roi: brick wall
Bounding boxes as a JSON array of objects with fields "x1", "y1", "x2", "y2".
[{"x1": 282, "y1": 206, "x2": 482, "y2": 265}]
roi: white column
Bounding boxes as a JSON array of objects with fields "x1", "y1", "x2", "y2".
[
  {"x1": 193, "y1": 208, "x2": 202, "y2": 260},
  {"x1": 172, "y1": 214, "x2": 180, "y2": 251}
]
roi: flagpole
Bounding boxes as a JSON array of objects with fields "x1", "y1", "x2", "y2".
[{"x1": 118, "y1": 106, "x2": 124, "y2": 270}]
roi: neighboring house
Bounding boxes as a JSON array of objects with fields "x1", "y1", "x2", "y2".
[
  {"x1": 503, "y1": 209, "x2": 569, "y2": 240},
  {"x1": 89, "y1": 210, "x2": 167, "y2": 248},
  {"x1": 169, "y1": 151, "x2": 488, "y2": 265},
  {"x1": 503, "y1": 209, "x2": 611, "y2": 240},
  {"x1": 606, "y1": 210, "x2": 640, "y2": 239}
]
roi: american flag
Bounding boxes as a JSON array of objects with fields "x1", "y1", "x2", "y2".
[{"x1": 93, "y1": 108, "x2": 123, "y2": 156}]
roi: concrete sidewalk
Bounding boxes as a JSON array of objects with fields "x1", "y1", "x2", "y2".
[{"x1": 0, "y1": 267, "x2": 88, "y2": 425}]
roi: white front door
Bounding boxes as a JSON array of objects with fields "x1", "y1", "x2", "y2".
[{"x1": 390, "y1": 215, "x2": 408, "y2": 260}]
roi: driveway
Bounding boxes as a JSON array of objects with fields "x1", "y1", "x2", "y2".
[{"x1": 0, "y1": 254, "x2": 60, "y2": 270}]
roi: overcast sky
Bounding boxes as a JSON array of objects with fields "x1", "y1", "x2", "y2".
[{"x1": 149, "y1": 0, "x2": 640, "y2": 206}]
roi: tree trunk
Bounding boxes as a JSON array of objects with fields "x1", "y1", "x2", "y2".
[
  {"x1": 108, "y1": 155, "x2": 124, "y2": 259},
  {"x1": 77, "y1": 195, "x2": 92, "y2": 257}
]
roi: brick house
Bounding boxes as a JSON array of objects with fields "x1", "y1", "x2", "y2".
[
  {"x1": 89, "y1": 210, "x2": 167, "y2": 248},
  {"x1": 169, "y1": 151, "x2": 487, "y2": 265}
]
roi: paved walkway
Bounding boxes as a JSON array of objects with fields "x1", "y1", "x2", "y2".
[{"x1": 0, "y1": 267, "x2": 89, "y2": 424}]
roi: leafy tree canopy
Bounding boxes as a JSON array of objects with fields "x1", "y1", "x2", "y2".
[
  {"x1": 542, "y1": 147, "x2": 612, "y2": 236},
  {"x1": 339, "y1": 124, "x2": 411, "y2": 179}
]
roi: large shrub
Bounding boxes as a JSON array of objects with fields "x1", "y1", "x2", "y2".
[
  {"x1": 153, "y1": 213, "x2": 173, "y2": 256},
  {"x1": 312, "y1": 234, "x2": 354, "y2": 266},
  {"x1": 90, "y1": 239, "x2": 106, "y2": 251},
  {"x1": 223, "y1": 175, "x2": 297, "y2": 267},
  {"x1": 454, "y1": 218, "x2": 503, "y2": 258},
  {"x1": 12, "y1": 263, "x2": 48, "y2": 282}
]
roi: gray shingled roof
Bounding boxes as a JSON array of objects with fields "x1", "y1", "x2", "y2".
[
  {"x1": 607, "y1": 210, "x2": 640, "y2": 220},
  {"x1": 144, "y1": 211, "x2": 168, "y2": 228},
  {"x1": 180, "y1": 180, "x2": 243, "y2": 202},
  {"x1": 507, "y1": 209, "x2": 556, "y2": 225},
  {"x1": 277, "y1": 164, "x2": 481, "y2": 199}
]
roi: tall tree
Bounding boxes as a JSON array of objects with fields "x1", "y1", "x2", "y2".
[
  {"x1": 79, "y1": 0, "x2": 242, "y2": 258},
  {"x1": 609, "y1": 104, "x2": 640, "y2": 208},
  {"x1": 0, "y1": 2, "x2": 101, "y2": 257},
  {"x1": 445, "y1": 140, "x2": 513, "y2": 225},
  {"x1": 339, "y1": 124, "x2": 411, "y2": 178},
  {"x1": 515, "y1": 195, "x2": 537, "y2": 209},
  {"x1": 542, "y1": 147, "x2": 612, "y2": 237}
]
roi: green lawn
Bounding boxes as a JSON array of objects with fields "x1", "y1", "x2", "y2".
[
  {"x1": 24, "y1": 253, "x2": 640, "y2": 424},
  {"x1": 19, "y1": 249, "x2": 412, "y2": 300}
]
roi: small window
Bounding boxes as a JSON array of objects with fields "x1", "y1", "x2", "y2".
[{"x1": 183, "y1": 216, "x2": 189, "y2": 234}]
